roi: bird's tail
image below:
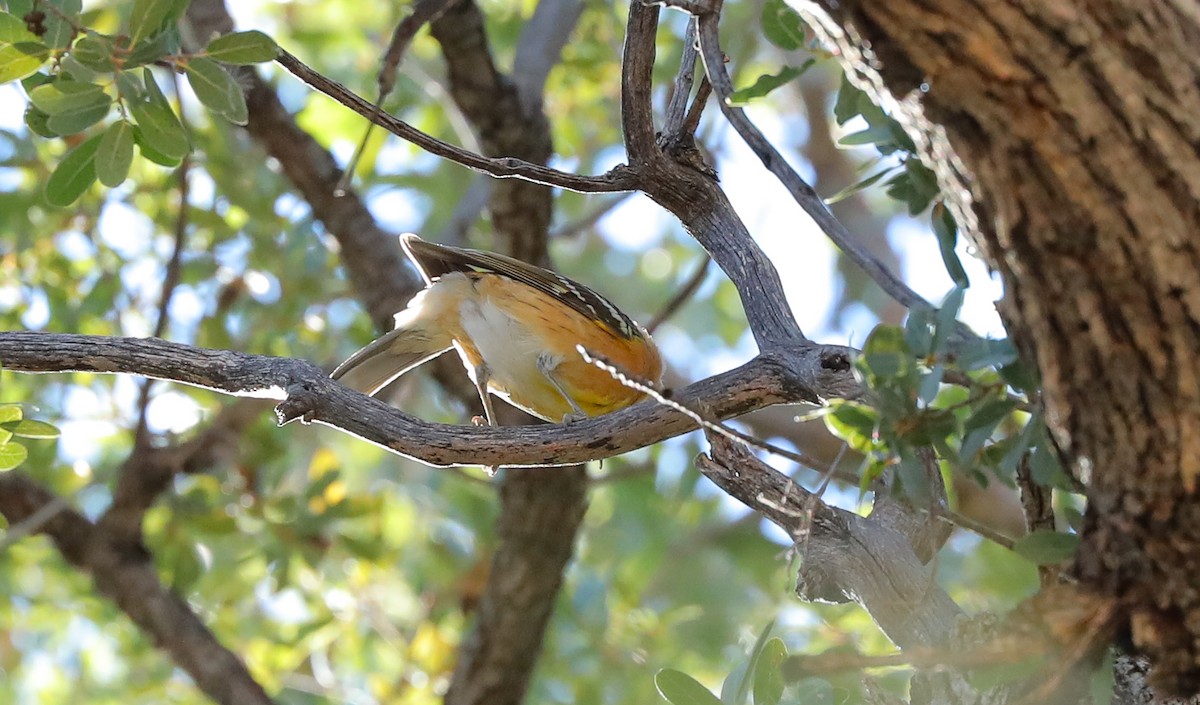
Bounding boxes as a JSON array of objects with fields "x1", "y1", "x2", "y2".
[{"x1": 331, "y1": 321, "x2": 452, "y2": 396}]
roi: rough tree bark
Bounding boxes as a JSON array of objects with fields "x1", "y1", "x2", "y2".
[{"x1": 794, "y1": 0, "x2": 1200, "y2": 694}]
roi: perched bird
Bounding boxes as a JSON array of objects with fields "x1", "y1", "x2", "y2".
[{"x1": 332, "y1": 234, "x2": 663, "y2": 424}]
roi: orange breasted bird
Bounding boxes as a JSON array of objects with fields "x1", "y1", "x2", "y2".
[{"x1": 331, "y1": 234, "x2": 663, "y2": 424}]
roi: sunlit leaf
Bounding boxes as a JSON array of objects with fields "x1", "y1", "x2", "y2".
[
  {"x1": 0, "y1": 440, "x2": 28, "y2": 471},
  {"x1": 183, "y1": 56, "x2": 247, "y2": 124},
  {"x1": 1012, "y1": 530, "x2": 1079, "y2": 565},
  {"x1": 728, "y1": 62, "x2": 811, "y2": 106},
  {"x1": 655, "y1": 669, "x2": 723, "y2": 705},
  {"x1": 0, "y1": 41, "x2": 49, "y2": 83},
  {"x1": 204, "y1": 30, "x2": 279, "y2": 64},
  {"x1": 0, "y1": 419, "x2": 60, "y2": 439},
  {"x1": 760, "y1": 0, "x2": 804, "y2": 50}
]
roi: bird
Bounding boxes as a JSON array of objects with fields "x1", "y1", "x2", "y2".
[{"x1": 331, "y1": 234, "x2": 663, "y2": 425}]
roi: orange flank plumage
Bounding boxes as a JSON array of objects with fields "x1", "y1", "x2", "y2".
[{"x1": 331, "y1": 235, "x2": 663, "y2": 424}]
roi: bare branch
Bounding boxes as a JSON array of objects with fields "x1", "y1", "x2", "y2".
[
  {"x1": 0, "y1": 330, "x2": 858, "y2": 468},
  {"x1": 662, "y1": 17, "x2": 699, "y2": 137},
  {"x1": 697, "y1": 434, "x2": 963, "y2": 650},
  {"x1": 274, "y1": 50, "x2": 638, "y2": 195},
  {"x1": 692, "y1": 14, "x2": 932, "y2": 313},
  {"x1": 0, "y1": 473, "x2": 275, "y2": 705},
  {"x1": 620, "y1": 1, "x2": 660, "y2": 162}
]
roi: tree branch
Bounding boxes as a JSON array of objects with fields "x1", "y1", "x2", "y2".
[
  {"x1": 0, "y1": 330, "x2": 858, "y2": 468},
  {"x1": 273, "y1": 50, "x2": 638, "y2": 195},
  {"x1": 620, "y1": 1, "x2": 660, "y2": 163}
]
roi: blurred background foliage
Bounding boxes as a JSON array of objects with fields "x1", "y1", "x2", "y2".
[{"x1": 0, "y1": 0, "x2": 1058, "y2": 703}]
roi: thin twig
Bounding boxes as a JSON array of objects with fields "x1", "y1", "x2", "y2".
[
  {"x1": 338, "y1": 0, "x2": 457, "y2": 194},
  {"x1": 619, "y1": 1, "x2": 660, "y2": 163},
  {"x1": 662, "y1": 17, "x2": 699, "y2": 136},
  {"x1": 646, "y1": 254, "x2": 711, "y2": 333},
  {"x1": 681, "y1": 75, "x2": 712, "y2": 136},
  {"x1": 276, "y1": 50, "x2": 639, "y2": 194},
  {"x1": 691, "y1": 14, "x2": 932, "y2": 314}
]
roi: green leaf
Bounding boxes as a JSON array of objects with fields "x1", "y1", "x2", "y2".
[
  {"x1": 115, "y1": 71, "x2": 144, "y2": 101},
  {"x1": 931, "y1": 201, "x2": 969, "y2": 288},
  {"x1": 0, "y1": 419, "x2": 60, "y2": 439},
  {"x1": 128, "y1": 70, "x2": 188, "y2": 159},
  {"x1": 956, "y1": 337, "x2": 1018, "y2": 371},
  {"x1": 42, "y1": 0, "x2": 81, "y2": 49},
  {"x1": 0, "y1": 41, "x2": 48, "y2": 83},
  {"x1": 0, "y1": 440, "x2": 28, "y2": 471},
  {"x1": 28, "y1": 80, "x2": 111, "y2": 134},
  {"x1": 95, "y1": 120, "x2": 134, "y2": 187},
  {"x1": 28, "y1": 79, "x2": 108, "y2": 114},
  {"x1": 71, "y1": 33, "x2": 115, "y2": 72},
  {"x1": 825, "y1": 401, "x2": 878, "y2": 451},
  {"x1": 0, "y1": 11, "x2": 38, "y2": 43},
  {"x1": 904, "y1": 305, "x2": 935, "y2": 357},
  {"x1": 833, "y1": 74, "x2": 864, "y2": 126},
  {"x1": 728, "y1": 63, "x2": 810, "y2": 107},
  {"x1": 838, "y1": 124, "x2": 893, "y2": 147},
  {"x1": 24, "y1": 104, "x2": 55, "y2": 137},
  {"x1": 132, "y1": 124, "x2": 182, "y2": 167},
  {"x1": 760, "y1": 0, "x2": 805, "y2": 50},
  {"x1": 860, "y1": 324, "x2": 913, "y2": 380},
  {"x1": 655, "y1": 669, "x2": 723, "y2": 705},
  {"x1": 723, "y1": 620, "x2": 775, "y2": 705},
  {"x1": 825, "y1": 165, "x2": 896, "y2": 205},
  {"x1": 183, "y1": 56, "x2": 247, "y2": 124},
  {"x1": 931, "y1": 286, "x2": 965, "y2": 354},
  {"x1": 964, "y1": 398, "x2": 1017, "y2": 433},
  {"x1": 752, "y1": 638, "x2": 787, "y2": 705},
  {"x1": 125, "y1": 28, "x2": 174, "y2": 68},
  {"x1": 44, "y1": 133, "x2": 101, "y2": 206},
  {"x1": 893, "y1": 158, "x2": 939, "y2": 214},
  {"x1": 129, "y1": 0, "x2": 177, "y2": 46},
  {"x1": 1029, "y1": 441, "x2": 1071, "y2": 488},
  {"x1": 1012, "y1": 530, "x2": 1079, "y2": 565},
  {"x1": 918, "y1": 364, "x2": 944, "y2": 405},
  {"x1": 204, "y1": 30, "x2": 279, "y2": 64}
]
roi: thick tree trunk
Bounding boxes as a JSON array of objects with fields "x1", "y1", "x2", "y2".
[{"x1": 794, "y1": 0, "x2": 1200, "y2": 695}]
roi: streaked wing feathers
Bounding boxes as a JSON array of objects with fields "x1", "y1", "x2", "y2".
[{"x1": 401, "y1": 234, "x2": 640, "y2": 339}]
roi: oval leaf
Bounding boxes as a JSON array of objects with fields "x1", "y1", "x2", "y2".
[
  {"x1": 129, "y1": 72, "x2": 188, "y2": 159},
  {"x1": 752, "y1": 638, "x2": 787, "y2": 705},
  {"x1": 0, "y1": 419, "x2": 61, "y2": 439},
  {"x1": 0, "y1": 11, "x2": 40, "y2": 43},
  {"x1": 204, "y1": 30, "x2": 279, "y2": 64},
  {"x1": 132, "y1": 124, "x2": 182, "y2": 167},
  {"x1": 71, "y1": 34, "x2": 116, "y2": 72},
  {"x1": 45, "y1": 134, "x2": 102, "y2": 206},
  {"x1": 654, "y1": 669, "x2": 723, "y2": 705},
  {"x1": 28, "y1": 80, "x2": 110, "y2": 115},
  {"x1": 1012, "y1": 530, "x2": 1080, "y2": 566},
  {"x1": 96, "y1": 120, "x2": 134, "y2": 187},
  {"x1": 129, "y1": 0, "x2": 177, "y2": 46},
  {"x1": 760, "y1": 0, "x2": 804, "y2": 50},
  {"x1": 0, "y1": 441, "x2": 28, "y2": 471},
  {"x1": 184, "y1": 56, "x2": 247, "y2": 124}
]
